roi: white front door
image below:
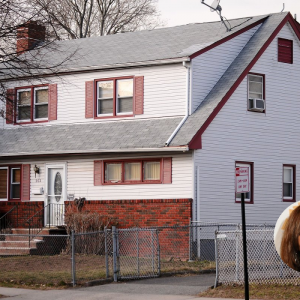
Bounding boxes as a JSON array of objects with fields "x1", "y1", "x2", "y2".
[{"x1": 46, "y1": 165, "x2": 66, "y2": 226}]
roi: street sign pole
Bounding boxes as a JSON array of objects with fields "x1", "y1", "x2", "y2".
[{"x1": 241, "y1": 192, "x2": 249, "y2": 300}]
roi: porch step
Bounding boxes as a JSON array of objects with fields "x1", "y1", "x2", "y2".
[
  {"x1": 0, "y1": 247, "x2": 38, "y2": 255},
  {"x1": 0, "y1": 227, "x2": 67, "y2": 256}
]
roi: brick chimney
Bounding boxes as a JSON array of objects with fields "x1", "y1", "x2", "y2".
[{"x1": 17, "y1": 21, "x2": 46, "y2": 55}]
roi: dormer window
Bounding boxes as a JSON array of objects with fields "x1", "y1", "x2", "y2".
[
  {"x1": 248, "y1": 73, "x2": 265, "y2": 113},
  {"x1": 278, "y1": 38, "x2": 293, "y2": 64},
  {"x1": 96, "y1": 77, "x2": 133, "y2": 117}
]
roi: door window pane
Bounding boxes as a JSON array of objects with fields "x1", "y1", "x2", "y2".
[
  {"x1": 144, "y1": 162, "x2": 160, "y2": 180},
  {"x1": 106, "y1": 163, "x2": 122, "y2": 182},
  {"x1": 125, "y1": 163, "x2": 141, "y2": 181}
]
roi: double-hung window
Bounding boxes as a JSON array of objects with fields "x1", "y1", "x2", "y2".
[
  {"x1": 0, "y1": 166, "x2": 21, "y2": 201},
  {"x1": 104, "y1": 159, "x2": 161, "y2": 184},
  {"x1": 16, "y1": 86, "x2": 48, "y2": 123},
  {"x1": 248, "y1": 74, "x2": 265, "y2": 112},
  {"x1": 97, "y1": 78, "x2": 133, "y2": 117},
  {"x1": 283, "y1": 165, "x2": 296, "y2": 202},
  {"x1": 235, "y1": 162, "x2": 253, "y2": 204}
]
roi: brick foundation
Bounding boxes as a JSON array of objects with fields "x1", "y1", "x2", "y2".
[
  {"x1": 0, "y1": 199, "x2": 192, "y2": 228},
  {"x1": 65, "y1": 198, "x2": 192, "y2": 228}
]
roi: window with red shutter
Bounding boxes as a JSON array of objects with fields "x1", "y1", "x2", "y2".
[
  {"x1": 91, "y1": 76, "x2": 144, "y2": 119},
  {"x1": 94, "y1": 158, "x2": 171, "y2": 185},
  {"x1": 278, "y1": 38, "x2": 293, "y2": 64}
]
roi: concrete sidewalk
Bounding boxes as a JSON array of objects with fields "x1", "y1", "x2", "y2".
[
  {"x1": 0, "y1": 274, "x2": 246, "y2": 300},
  {"x1": 0, "y1": 286, "x2": 245, "y2": 300}
]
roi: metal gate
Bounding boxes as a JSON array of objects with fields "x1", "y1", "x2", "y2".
[{"x1": 112, "y1": 227, "x2": 160, "y2": 280}]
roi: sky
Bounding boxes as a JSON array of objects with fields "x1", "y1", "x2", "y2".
[{"x1": 157, "y1": 0, "x2": 300, "y2": 27}]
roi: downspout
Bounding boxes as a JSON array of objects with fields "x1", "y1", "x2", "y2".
[{"x1": 165, "y1": 60, "x2": 191, "y2": 146}]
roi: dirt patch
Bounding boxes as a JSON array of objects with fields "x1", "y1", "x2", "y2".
[{"x1": 199, "y1": 284, "x2": 300, "y2": 300}]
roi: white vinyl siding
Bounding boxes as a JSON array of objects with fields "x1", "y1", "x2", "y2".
[
  {"x1": 191, "y1": 24, "x2": 261, "y2": 113},
  {"x1": 0, "y1": 153, "x2": 193, "y2": 202},
  {"x1": 194, "y1": 23, "x2": 300, "y2": 225},
  {"x1": 1, "y1": 64, "x2": 186, "y2": 128}
]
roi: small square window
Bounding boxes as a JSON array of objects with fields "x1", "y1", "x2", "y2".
[{"x1": 248, "y1": 74, "x2": 265, "y2": 112}]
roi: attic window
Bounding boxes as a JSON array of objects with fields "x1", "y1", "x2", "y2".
[{"x1": 278, "y1": 38, "x2": 293, "y2": 64}]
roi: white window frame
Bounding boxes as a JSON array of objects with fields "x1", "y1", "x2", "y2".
[
  {"x1": 33, "y1": 86, "x2": 49, "y2": 121},
  {"x1": 283, "y1": 166, "x2": 294, "y2": 201},
  {"x1": 248, "y1": 74, "x2": 264, "y2": 100},
  {"x1": 10, "y1": 167, "x2": 21, "y2": 200},
  {"x1": 16, "y1": 88, "x2": 31, "y2": 123},
  {"x1": 0, "y1": 167, "x2": 8, "y2": 201},
  {"x1": 116, "y1": 79, "x2": 133, "y2": 116},
  {"x1": 97, "y1": 80, "x2": 114, "y2": 117}
]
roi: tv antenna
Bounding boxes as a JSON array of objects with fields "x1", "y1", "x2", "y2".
[{"x1": 201, "y1": 0, "x2": 231, "y2": 31}]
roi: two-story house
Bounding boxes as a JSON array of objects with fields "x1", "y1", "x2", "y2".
[{"x1": 1, "y1": 12, "x2": 299, "y2": 229}]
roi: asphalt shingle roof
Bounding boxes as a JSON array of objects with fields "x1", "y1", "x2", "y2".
[
  {"x1": 2, "y1": 14, "x2": 269, "y2": 77},
  {"x1": 0, "y1": 12, "x2": 290, "y2": 156},
  {"x1": 0, "y1": 118, "x2": 183, "y2": 156},
  {"x1": 171, "y1": 12, "x2": 288, "y2": 146}
]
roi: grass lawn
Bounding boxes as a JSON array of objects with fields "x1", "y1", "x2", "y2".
[
  {"x1": 0, "y1": 254, "x2": 214, "y2": 289},
  {"x1": 199, "y1": 284, "x2": 300, "y2": 300}
]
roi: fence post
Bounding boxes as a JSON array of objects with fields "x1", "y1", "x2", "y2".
[
  {"x1": 71, "y1": 230, "x2": 76, "y2": 287},
  {"x1": 112, "y1": 226, "x2": 118, "y2": 282},
  {"x1": 157, "y1": 229, "x2": 161, "y2": 276},
  {"x1": 235, "y1": 231, "x2": 240, "y2": 282},
  {"x1": 137, "y1": 228, "x2": 140, "y2": 277},
  {"x1": 104, "y1": 227, "x2": 109, "y2": 278},
  {"x1": 151, "y1": 230, "x2": 155, "y2": 273},
  {"x1": 214, "y1": 230, "x2": 219, "y2": 288},
  {"x1": 189, "y1": 220, "x2": 193, "y2": 261}
]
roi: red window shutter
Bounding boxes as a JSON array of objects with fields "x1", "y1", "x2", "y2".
[
  {"x1": 162, "y1": 157, "x2": 172, "y2": 184},
  {"x1": 94, "y1": 161, "x2": 103, "y2": 186},
  {"x1": 48, "y1": 84, "x2": 58, "y2": 120},
  {"x1": 134, "y1": 76, "x2": 144, "y2": 115},
  {"x1": 278, "y1": 38, "x2": 293, "y2": 64},
  {"x1": 6, "y1": 89, "x2": 14, "y2": 124},
  {"x1": 22, "y1": 164, "x2": 31, "y2": 201},
  {"x1": 86, "y1": 81, "x2": 94, "y2": 118}
]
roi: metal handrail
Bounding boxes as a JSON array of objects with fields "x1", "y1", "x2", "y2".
[
  {"x1": 26, "y1": 203, "x2": 65, "y2": 247},
  {"x1": 0, "y1": 206, "x2": 18, "y2": 234},
  {"x1": 26, "y1": 204, "x2": 49, "y2": 246}
]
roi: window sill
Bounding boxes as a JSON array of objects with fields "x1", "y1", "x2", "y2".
[
  {"x1": 15, "y1": 120, "x2": 49, "y2": 125},
  {"x1": 235, "y1": 200, "x2": 254, "y2": 204},
  {"x1": 282, "y1": 198, "x2": 295, "y2": 202},
  {"x1": 103, "y1": 180, "x2": 162, "y2": 185},
  {"x1": 94, "y1": 114, "x2": 134, "y2": 120}
]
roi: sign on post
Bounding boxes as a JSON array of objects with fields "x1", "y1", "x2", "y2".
[{"x1": 235, "y1": 167, "x2": 250, "y2": 193}]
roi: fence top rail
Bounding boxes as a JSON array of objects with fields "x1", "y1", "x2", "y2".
[
  {"x1": 74, "y1": 231, "x2": 106, "y2": 236},
  {"x1": 0, "y1": 233, "x2": 70, "y2": 238},
  {"x1": 216, "y1": 229, "x2": 275, "y2": 235}
]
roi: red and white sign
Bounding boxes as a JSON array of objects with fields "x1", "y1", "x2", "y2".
[{"x1": 235, "y1": 167, "x2": 250, "y2": 193}]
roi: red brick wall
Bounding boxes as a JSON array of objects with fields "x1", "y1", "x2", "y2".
[
  {"x1": 65, "y1": 198, "x2": 192, "y2": 228},
  {"x1": 0, "y1": 201, "x2": 44, "y2": 228}
]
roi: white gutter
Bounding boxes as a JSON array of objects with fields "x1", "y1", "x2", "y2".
[
  {"x1": 0, "y1": 146, "x2": 190, "y2": 157},
  {"x1": 165, "y1": 60, "x2": 191, "y2": 146}
]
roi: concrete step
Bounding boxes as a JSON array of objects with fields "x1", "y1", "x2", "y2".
[
  {"x1": 4, "y1": 235, "x2": 42, "y2": 242},
  {"x1": 0, "y1": 247, "x2": 38, "y2": 255},
  {"x1": 11, "y1": 227, "x2": 66, "y2": 235},
  {"x1": 0, "y1": 240, "x2": 44, "y2": 248}
]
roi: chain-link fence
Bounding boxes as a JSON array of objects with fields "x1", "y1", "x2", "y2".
[{"x1": 215, "y1": 229, "x2": 300, "y2": 286}]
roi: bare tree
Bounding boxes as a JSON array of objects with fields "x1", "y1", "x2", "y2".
[
  {"x1": 27, "y1": 0, "x2": 162, "y2": 40},
  {"x1": 0, "y1": 0, "x2": 76, "y2": 122}
]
